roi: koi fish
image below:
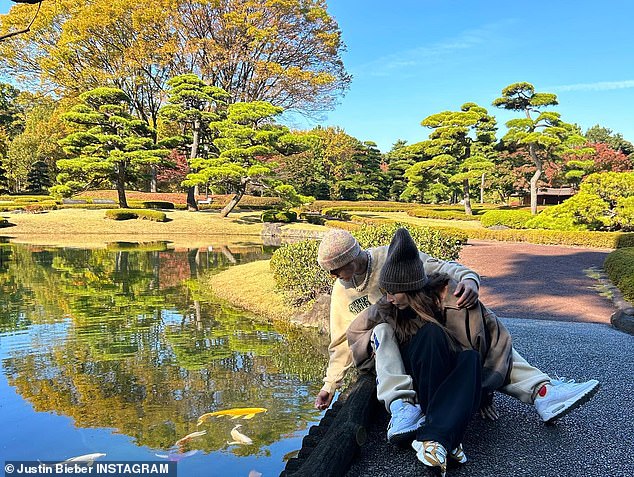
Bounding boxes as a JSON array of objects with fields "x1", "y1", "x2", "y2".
[
  {"x1": 155, "y1": 450, "x2": 199, "y2": 462},
  {"x1": 227, "y1": 425, "x2": 253, "y2": 445},
  {"x1": 174, "y1": 430, "x2": 207, "y2": 447},
  {"x1": 40, "y1": 453, "x2": 106, "y2": 468},
  {"x1": 197, "y1": 407, "x2": 267, "y2": 425},
  {"x1": 248, "y1": 471, "x2": 262, "y2": 477}
]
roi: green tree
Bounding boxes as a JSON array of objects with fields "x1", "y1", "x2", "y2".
[
  {"x1": 52, "y1": 87, "x2": 169, "y2": 207},
  {"x1": 5, "y1": 93, "x2": 67, "y2": 193},
  {"x1": 415, "y1": 102, "x2": 497, "y2": 213},
  {"x1": 159, "y1": 74, "x2": 229, "y2": 210},
  {"x1": 26, "y1": 160, "x2": 51, "y2": 194},
  {"x1": 493, "y1": 82, "x2": 588, "y2": 214},
  {"x1": 185, "y1": 101, "x2": 288, "y2": 217},
  {"x1": 585, "y1": 124, "x2": 634, "y2": 157}
]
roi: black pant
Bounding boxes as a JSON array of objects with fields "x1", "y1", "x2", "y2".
[{"x1": 401, "y1": 323, "x2": 481, "y2": 451}]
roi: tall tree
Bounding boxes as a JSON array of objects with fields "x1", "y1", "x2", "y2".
[
  {"x1": 418, "y1": 102, "x2": 497, "y2": 214},
  {"x1": 0, "y1": 0, "x2": 176, "y2": 129},
  {"x1": 0, "y1": 0, "x2": 350, "y2": 117},
  {"x1": 493, "y1": 82, "x2": 587, "y2": 214},
  {"x1": 174, "y1": 0, "x2": 350, "y2": 113},
  {"x1": 52, "y1": 87, "x2": 169, "y2": 207},
  {"x1": 5, "y1": 93, "x2": 67, "y2": 193},
  {"x1": 159, "y1": 74, "x2": 229, "y2": 210}
]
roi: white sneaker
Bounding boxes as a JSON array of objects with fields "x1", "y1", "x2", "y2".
[
  {"x1": 412, "y1": 439, "x2": 447, "y2": 477},
  {"x1": 387, "y1": 399, "x2": 425, "y2": 446},
  {"x1": 534, "y1": 377, "x2": 600, "y2": 423}
]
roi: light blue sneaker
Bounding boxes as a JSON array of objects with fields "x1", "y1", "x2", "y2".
[{"x1": 387, "y1": 399, "x2": 425, "y2": 446}]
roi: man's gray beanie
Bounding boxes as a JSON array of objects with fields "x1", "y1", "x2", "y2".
[{"x1": 379, "y1": 228, "x2": 426, "y2": 293}]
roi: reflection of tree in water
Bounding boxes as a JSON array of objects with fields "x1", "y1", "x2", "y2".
[{"x1": 0, "y1": 243, "x2": 326, "y2": 454}]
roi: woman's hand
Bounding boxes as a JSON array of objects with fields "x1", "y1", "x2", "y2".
[
  {"x1": 454, "y1": 278, "x2": 479, "y2": 308},
  {"x1": 314, "y1": 390, "x2": 333, "y2": 410}
]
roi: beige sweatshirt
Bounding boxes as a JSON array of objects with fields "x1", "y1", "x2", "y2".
[{"x1": 320, "y1": 245, "x2": 480, "y2": 395}]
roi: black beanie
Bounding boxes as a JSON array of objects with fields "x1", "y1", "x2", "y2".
[{"x1": 379, "y1": 228, "x2": 427, "y2": 293}]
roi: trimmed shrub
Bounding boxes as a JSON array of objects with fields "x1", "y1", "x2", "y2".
[
  {"x1": 24, "y1": 201, "x2": 58, "y2": 213},
  {"x1": 270, "y1": 239, "x2": 333, "y2": 306},
  {"x1": 321, "y1": 207, "x2": 351, "y2": 220},
  {"x1": 407, "y1": 207, "x2": 485, "y2": 220},
  {"x1": 128, "y1": 200, "x2": 175, "y2": 210},
  {"x1": 106, "y1": 209, "x2": 137, "y2": 220},
  {"x1": 604, "y1": 247, "x2": 634, "y2": 302},
  {"x1": 525, "y1": 172, "x2": 634, "y2": 231},
  {"x1": 480, "y1": 210, "x2": 533, "y2": 229},
  {"x1": 105, "y1": 209, "x2": 167, "y2": 222},
  {"x1": 261, "y1": 209, "x2": 297, "y2": 223},
  {"x1": 300, "y1": 212, "x2": 326, "y2": 225}
]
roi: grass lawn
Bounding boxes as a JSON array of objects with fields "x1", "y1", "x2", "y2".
[
  {"x1": 203, "y1": 260, "x2": 304, "y2": 323},
  {"x1": 0, "y1": 208, "x2": 268, "y2": 248}
]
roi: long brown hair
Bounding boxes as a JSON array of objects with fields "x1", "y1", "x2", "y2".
[
  {"x1": 379, "y1": 272, "x2": 454, "y2": 343},
  {"x1": 406, "y1": 272, "x2": 450, "y2": 325}
]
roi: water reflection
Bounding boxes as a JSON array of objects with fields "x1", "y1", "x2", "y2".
[{"x1": 0, "y1": 241, "x2": 327, "y2": 475}]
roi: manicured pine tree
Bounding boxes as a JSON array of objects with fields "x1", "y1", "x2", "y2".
[
  {"x1": 159, "y1": 74, "x2": 229, "y2": 211},
  {"x1": 52, "y1": 87, "x2": 169, "y2": 207},
  {"x1": 493, "y1": 82, "x2": 588, "y2": 214}
]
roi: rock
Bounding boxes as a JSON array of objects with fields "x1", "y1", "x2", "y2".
[
  {"x1": 611, "y1": 309, "x2": 634, "y2": 335},
  {"x1": 291, "y1": 293, "x2": 331, "y2": 334}
]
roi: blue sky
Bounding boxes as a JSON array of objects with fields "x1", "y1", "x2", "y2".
[{"x1": 2, "y1": 0, "x2": 634, "y2": 152}]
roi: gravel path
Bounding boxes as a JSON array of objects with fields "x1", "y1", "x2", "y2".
[{"x1": 458, "y1": 239, "x2": 617, "y2": 324}]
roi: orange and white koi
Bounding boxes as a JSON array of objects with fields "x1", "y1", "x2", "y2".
[
  {"x1": 197, "y1": 407, "x2": 267, "y2": 426},
  {"x1": 227, "y1": 425, "x2": 253, "y2": 445}
]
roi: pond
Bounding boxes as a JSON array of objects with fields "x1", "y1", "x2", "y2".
[{"x1": 0, "y1": 239, "x2": 328, "y2": 477}]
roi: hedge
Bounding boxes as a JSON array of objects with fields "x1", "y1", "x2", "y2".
[
  {"x1": 105, "y1": 209, "x2": 168, "y2": 222},
  {"x1": 269, "y1": 240, "x2": 333, "y2": 306},
  {"x1": 331, "y1": 215, "x2": 634, "y2": 249},
  {"x1": 604, "y1": 247, "x2": 634, "y2": 302},
  {"x1": 127, "y1": 200, "x2": 175, "y2": 210},
  {"x1": 407, "y1": 207, "x2": 486, "y2": 221},
  {"x1": 480, "y1": 210, "x2": 533, "y2": 229},
  {"x1": 261, "y1": 209, "x2": 298, "y2": 223}
]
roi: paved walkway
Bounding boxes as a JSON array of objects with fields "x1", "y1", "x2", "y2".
[{"x1": 458, "y1": 239, "x2": 617, "y2": 323}]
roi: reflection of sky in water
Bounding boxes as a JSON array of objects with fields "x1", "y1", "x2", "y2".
[
  {"x1": 0, "y1": 243, "x2": 326, "y2": 476},
  {"x1": 0, "y1": 320, "x2": 71, "y2": 361}
]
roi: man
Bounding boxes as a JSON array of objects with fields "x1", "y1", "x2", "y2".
[{"x1": 313, "y1": 228, "x2": 599, "y2": 445}]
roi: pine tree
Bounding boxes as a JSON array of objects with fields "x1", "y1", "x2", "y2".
[{"x1": 26, "y1": 160, "x2": 52, "y2": 194}]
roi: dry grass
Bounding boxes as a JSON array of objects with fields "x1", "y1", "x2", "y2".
[
  {"x1": 0, "y1": 208, "x2": 266, "y2": 248},
  {"x1": 204, "y1": 260, "x2": 302, "y2": 321}
]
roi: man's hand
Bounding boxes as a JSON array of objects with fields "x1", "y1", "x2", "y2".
[
  {"x1": 454, "y1": 278, "x2": 479, "y2": 308},
  {"x1": 314, "y1": 390, "x2": 333, "y2": 410}
]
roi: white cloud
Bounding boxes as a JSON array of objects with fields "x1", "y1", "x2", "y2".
[
  {"x1": 355, "y1": 20, "x2": 517, "y2": 77},
  {"x1": 552, "y1": 80, "x2": 634, "y2": 92}
]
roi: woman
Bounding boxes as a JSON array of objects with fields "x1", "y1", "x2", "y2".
[{"x1": 347, "y1": 228, "x2": 513, "y2": 477}]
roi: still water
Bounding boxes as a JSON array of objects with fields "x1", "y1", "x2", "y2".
[{"x1": 0, "y1": 240, "x2": 328, "y2": 476}]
